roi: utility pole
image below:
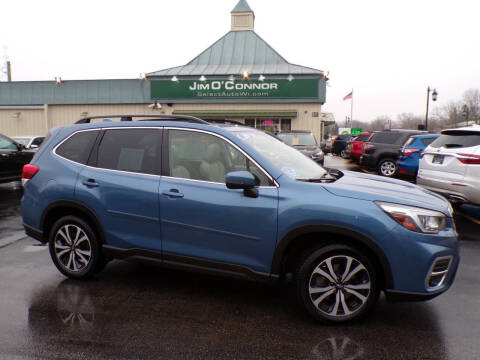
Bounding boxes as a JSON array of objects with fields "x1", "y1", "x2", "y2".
[{"x1": 6, "y1": 61, "x2": 11, "y2": 82}]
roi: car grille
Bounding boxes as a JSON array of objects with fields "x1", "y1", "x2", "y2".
[{"x1": 426, "y1": 256, "x2": 452, "y2": 289}]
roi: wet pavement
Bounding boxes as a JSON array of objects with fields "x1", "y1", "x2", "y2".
[{"x1": 0, "y1": 158, "x2": 479, "y2": 359}]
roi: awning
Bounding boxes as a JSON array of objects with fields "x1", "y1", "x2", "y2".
[{"x1": 172, "y1": 110, "x2": 298, "y2": 118}]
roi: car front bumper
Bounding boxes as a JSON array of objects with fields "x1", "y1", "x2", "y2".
[{"x1": 383, "y1": 221, "x2": 459, "y2": 298}]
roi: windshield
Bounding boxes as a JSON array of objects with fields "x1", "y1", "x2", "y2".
[
  {"x1": 12, "y1": 137, "x2": 29, "y2": 145},
  {"x1": 277, "y1": 133, "x2": 317, "y2": 146},
  {"x1": 233, "y1": 130, "x2": 327, "y2": 180}
]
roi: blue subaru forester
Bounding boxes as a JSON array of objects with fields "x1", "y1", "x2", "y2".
[{"x1": 21, "y1": 115, "x2": 459, "y2": 323}]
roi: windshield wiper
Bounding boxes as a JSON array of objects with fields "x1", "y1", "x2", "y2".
[{"x1": 298, "y1": 173, "x2": 336, "y2": 183}]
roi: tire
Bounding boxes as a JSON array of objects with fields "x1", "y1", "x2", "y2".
[
  {"x1": 296, "y1": 244, "x2": 379, "y2": 324},
  {"x1": 340, "y1": 150, "x2": 347, "y2": 158},
  {"x1": 48, "y1": 216, "x2": 105, "y2": 279},
  {"x1": 378, "y1": 158, "x2": 397, "y2": 177}
]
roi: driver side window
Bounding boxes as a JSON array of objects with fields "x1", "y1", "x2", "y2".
[{"x1": 168, "y1": 130, "x2": 270, "y2": 186}]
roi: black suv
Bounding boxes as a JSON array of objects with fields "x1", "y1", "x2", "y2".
[
  {"x1": 360, "y1": 130, "x2": 424, "y2": 177},
  {"x1": 0, "y1": 133, "x2": 34, "y2": 184},
  {"x1": 276, "y1": 131, "x2": 324, "y2": 165}
]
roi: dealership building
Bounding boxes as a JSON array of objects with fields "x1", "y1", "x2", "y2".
[{"x1": 0, "y1": 0, "x2": 330, "y2": 139}]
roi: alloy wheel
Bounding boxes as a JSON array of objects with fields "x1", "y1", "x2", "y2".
[
  {"x1": 308, "y1": 255, "x2": 371, "y2": 318},
  {"x1": 54, "y1": 225, "x2": 92, "y2": 272},
  {"x1": 380, "y1": 161, "x2": 396, "y2": 176}
]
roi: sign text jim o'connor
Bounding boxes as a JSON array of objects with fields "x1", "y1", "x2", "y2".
[{"x1": 151, "y1": 79, "x2": 320, "y2": 99}]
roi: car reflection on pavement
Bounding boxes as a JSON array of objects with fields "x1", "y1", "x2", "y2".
[{"x1": 26, "y1": 260, "x2": 447, "y2": 360}]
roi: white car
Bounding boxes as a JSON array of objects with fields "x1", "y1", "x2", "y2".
[
  {"x1": 417, "y1": 125, "x2": 480, "y2": 205},
  {"x1": 12, "y1": 136, "x2": 45, "y2": 150}
]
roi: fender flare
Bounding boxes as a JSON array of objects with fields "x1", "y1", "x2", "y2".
[
  {"x1": 271, "y1": 224, "x2": 394, "y2": 289},
  {"x1": 40, "y1": 200, "x2": 105, "y2": 243}
]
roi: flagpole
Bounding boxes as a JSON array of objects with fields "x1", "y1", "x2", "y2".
[{"x1": 350, "y1": 89, "x2": 353, "y2": 125}]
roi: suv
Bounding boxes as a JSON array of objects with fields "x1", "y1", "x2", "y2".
[
  {"x1": 276, "y1": 131, "x2": 324, "y2": 165},
  {"x1": 397, "y1": 134, "x2": 440, "y2": 178},
  {"x1": 350, "y1": 132, "x2": 373, "y2": 163},
  {"x1": 332, "y1": 134, "x2": 356, "y2": 157},
  {"x1": 21, "y1": 115, "x2": 459, "y2": 324},
  {"x1": 417, "y1": 125, "x2": 480, "y2": 205},
  {"x1": 361, "y1": 130, "x2": 424, "y2": 177},
  {"x1": 0, "y1": 133, "x2": 35, "y2": 184}
]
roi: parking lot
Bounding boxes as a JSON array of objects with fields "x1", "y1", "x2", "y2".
[{"x1": 0, "y1": 157, "x2": 479, "y2": 360}]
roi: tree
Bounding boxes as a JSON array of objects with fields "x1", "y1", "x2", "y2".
[
  {"x1": 462, "y1": 89, "x2": 480, "y2": 124},
  {"x1": 437, "y1": 101, "x2": 462, "y2": 128}
]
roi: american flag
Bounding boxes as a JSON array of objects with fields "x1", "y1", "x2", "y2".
[{"x1": 343, "y1": 91, "x2": 353, "y2": 101}]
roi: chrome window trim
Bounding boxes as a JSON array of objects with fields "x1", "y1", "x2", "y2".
[
  {"x1": 162, "y1": 175, "x2": 275, "y2": 189},
  {"x1": 165, "y1": 127, "x2": 279, "y2": 188},
  {"x1": 52, "y1": 127, "x2": 162, "y2": 177}
]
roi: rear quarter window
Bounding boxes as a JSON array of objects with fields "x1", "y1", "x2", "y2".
[
  {"x1": 55, "y1": 130, "x2": 98, "y2": 164},
  {"x1": 370, "y1": 132, "x2": 401, "y2": 144},
  {"x1": 429, "y1": 133, "x2": 480, "y2": 149}
]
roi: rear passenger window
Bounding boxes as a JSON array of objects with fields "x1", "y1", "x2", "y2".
[
  {"x1": 96, "y1": 129, "x2": 160, "y2": 175},
  {"x1": 56, "y1": 131, "x2": 98, "y2": 164}
]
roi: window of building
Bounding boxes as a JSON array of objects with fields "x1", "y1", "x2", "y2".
[
  {"x1": 168, "y1": 130, "x2": 270, "y2": 186},
  {"x1": 96, "y1": 129, "x2": 160, "y2": 175},
  {"x1": 242, "y1": 118, "x2": 291, "y2": 134},
  {"x1": 56, "y1": 131, "x2": 98, "y2": 164}
]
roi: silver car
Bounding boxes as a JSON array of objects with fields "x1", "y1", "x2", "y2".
[
  {"x1": 12, "y1": 135, "x2": 45, "y2": 150},
  {"x1": 417, "y1": 125, "x2": 480, "y2": 205}
]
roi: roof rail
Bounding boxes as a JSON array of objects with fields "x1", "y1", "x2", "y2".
[
  {"x1": 205, "y1": 119, "x2": 245, "y2": 126},
  {"x1": 74, "y1": 114, "x2": 210, "y2": 125}
]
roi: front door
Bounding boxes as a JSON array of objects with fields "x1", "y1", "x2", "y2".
[{"x1": 159, "y1": 129, "x2": 278, "y2": 274}]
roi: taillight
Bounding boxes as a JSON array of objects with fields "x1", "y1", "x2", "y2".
[
  {"x1": 457, "y1": 153, "x2": 480, "y2": 164},
  {"x1": 22, "y1": 164, "x2": 40, "y2": 186},
  {"x1": 403, "y1": 148, "x2": 421, "y2": 156}
]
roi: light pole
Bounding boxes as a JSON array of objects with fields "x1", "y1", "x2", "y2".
[{"x1": 425, "y1": 86, "x2": 438, "y2": 130}]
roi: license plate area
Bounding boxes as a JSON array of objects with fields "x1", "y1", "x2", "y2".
[{"x1": 432, "y1": 155, "x2": 444, "y2": 164}]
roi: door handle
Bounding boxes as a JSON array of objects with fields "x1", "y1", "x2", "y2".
[
  {"x1": 82, "y1": 179, "x2": 99, "y2": 188},
  {"x1": 162, "y1": 189, "x2": 184, "y2": 198}
]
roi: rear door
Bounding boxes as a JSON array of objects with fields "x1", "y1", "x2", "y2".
[{"x1": 75, "y1": 127, "x2": 162, "y2": 251}]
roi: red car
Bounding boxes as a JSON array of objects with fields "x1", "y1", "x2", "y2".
[{"x1": 349, "y1": 132, "x2": 373, "y2": 162}]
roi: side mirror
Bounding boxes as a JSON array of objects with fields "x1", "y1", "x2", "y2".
[
  {"x1": 16, "y1": 143, "x2": 25, "y2": 151},
  {"x1": 226, "y1": 171, "x2": 258, "y2": 198},
  {"x1": 30, "y1": 144, "x2": 39, "y2": 149}
]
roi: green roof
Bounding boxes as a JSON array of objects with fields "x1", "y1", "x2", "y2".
[
  {"x1": 231, "y1": 0, "x2": 253, "y2": 13},
  {"x1": 148, "y1": 31, "x2": 323, "y2": 77},
  {"x1": 0, "y1": 80, "x2": 150, "y2": 106}
]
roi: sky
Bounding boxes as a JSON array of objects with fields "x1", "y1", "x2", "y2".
[{"x1": 1, "y1": 0, "x2": 479, "y2": 124}]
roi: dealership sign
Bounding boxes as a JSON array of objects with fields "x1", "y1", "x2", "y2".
[{"x1": 151, "y1": 79, "x2": 321, "y2": 100}]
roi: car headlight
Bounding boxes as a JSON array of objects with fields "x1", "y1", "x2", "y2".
[{"x1": 376, "y1": 202, "x2": 447, "y2": 234}]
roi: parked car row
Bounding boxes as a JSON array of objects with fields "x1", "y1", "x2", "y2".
[{"x1": 339, "y1": 126, "x2": 480, "y2": 206}]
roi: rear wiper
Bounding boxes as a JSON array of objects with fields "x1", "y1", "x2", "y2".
[{"x1": 444, "y1": 144, "x2": 463, "y2": 148}]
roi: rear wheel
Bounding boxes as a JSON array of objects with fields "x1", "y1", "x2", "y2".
[
  {"x1": 296, "y1": 244, "x2": 379, "y2": 324},
  {"x1": 48, "y1": 216, "x2": 105, "y2": 279},
  {"x1": 378, "y1": 158, "x2": 397, "y2": 177}
]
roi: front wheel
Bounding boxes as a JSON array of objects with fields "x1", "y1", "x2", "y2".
[
  {"x1": 378, "y1": 158, "x2": 397, "y2": 177},
  {"x1": 48, "y1": 216, "x2": 105, "y2": 279},
  {"x1": 296, "y1": 244, "x2": 379, "y2": 324}
]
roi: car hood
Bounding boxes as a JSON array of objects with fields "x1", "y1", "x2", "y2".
[{"x1": 323, "y1": 170, "x2": 451, "y2": 214}]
